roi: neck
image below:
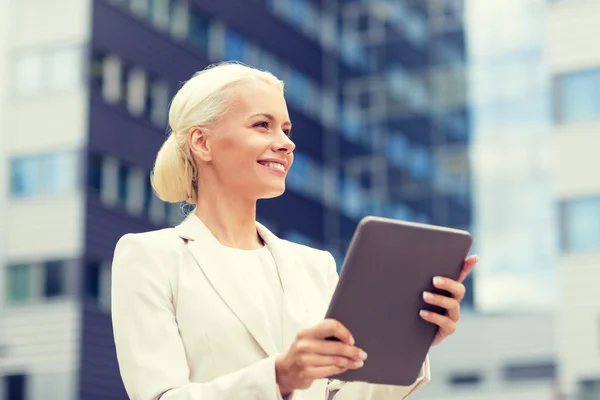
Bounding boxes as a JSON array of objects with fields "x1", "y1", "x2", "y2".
[{"x1": 194, "y1": 185, "x2": 262, "y2": 250}]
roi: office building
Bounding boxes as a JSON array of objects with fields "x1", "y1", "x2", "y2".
[
  {"x1": 0, "y1": 0, "x2": 471, "y2": 398},
  {"x1": 548, "y1": 0, "x2": 600, "y2": 398},
  {"x1": 467, "y1": 0, "x2": 557, "y2": 312},
  {"x1": 412, "y1": 314, "x2": 558, "y2": 400}
]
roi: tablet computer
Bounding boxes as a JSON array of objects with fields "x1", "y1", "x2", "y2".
[{"x1": 325, "y1": 216, "x2": 472, "y2": 386}]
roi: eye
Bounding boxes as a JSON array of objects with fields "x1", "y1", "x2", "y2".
[
  {"x1": 253, "y1": 121, "x2": 269, "y2": 129},
  {"x1": 283, "y1": 129, "x2": 292, "y2": 138}
]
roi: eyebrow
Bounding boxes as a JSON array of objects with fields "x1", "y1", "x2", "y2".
[{"x1": 249, "y1": 113, "x2": 292, "y2": 127}]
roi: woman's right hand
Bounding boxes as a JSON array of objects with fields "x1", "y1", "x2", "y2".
[{"x1": 275, "y1": 319, "x2": 367, "y2": 396}]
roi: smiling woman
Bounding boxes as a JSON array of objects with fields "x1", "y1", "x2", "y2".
[{"x1": 110, "y1": 62, "x2": 437, "y2": 400}]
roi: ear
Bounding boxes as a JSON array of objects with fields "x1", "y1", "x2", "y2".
[{"x1": 188, "y1": 127, "x2": 212, "y2": 162}]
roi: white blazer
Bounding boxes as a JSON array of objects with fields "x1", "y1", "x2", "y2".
[{"x1": 111, "y1": 214, "x2": 431, "y2": 400}]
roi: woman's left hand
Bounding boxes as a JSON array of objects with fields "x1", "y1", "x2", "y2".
[{"x1": 420, "y1": 255, "x2": 478, "y2": 346}]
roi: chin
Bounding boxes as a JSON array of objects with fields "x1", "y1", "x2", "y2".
[{"x1": 259, "y1": 185, "x2": 286, "y2": 199}]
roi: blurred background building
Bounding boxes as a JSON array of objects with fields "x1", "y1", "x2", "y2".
[
  {"x1": 548, "y1": 0, "x2": 600, "y2": 398},
  {"x1": 0, "y1": 0, "x2": 597, "y2": 399},
  {"x1": 468, "y1": 0, "x2": 557, "y2": 313},
  {"x1": 0, "y1": 0, "x2": 471, "y2": 398}
]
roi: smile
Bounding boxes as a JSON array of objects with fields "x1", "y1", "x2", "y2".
[{"x1": 257, "y1": 160, "x2": 286, "y2": 175}]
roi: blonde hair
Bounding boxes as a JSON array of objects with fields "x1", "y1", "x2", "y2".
[{"x1": 151, "y1": 62, "x2": 284, "y2": 204}]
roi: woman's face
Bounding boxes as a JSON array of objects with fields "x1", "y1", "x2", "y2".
[{"x1": 193, "y1": 78, "x2": 295, "y2": 200}]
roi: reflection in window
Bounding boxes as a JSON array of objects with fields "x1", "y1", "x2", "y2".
[
  {"x1": 556, "y1": 69, "x2": 600, "y2": 123},
  {"x1": 562, "y1": 197, "x2": 600, "y2": 252},
  {"x1": 6, "y1": 264, "x2": 31, "y2": 304}
]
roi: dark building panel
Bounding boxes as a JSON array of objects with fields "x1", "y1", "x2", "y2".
[
  {"x1": 191, "y1": 0, "x2": 323, "y2": 80},
  {"x1": 93, "y1": 0, "x2": 210, "y2": 81},
  {"x1": 79, "y1": 304, "x2": 129, "y2": 400}
]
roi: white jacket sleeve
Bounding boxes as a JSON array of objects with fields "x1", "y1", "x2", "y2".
[
  {"x1": 322, "y1": 252, "x2": 431, "y2": 400},
  {"x1": 111, "y1": 234, "x2": 284, "y2": 400}
]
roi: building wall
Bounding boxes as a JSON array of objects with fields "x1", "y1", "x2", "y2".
[
  {"x1": 412, "y1": 314, "x2": 557, "y2": 400},
  {"x1": 548, "y1": 0, "x2": 600, "y2": 397},
  {"x1": 0, "y1": 0, "x2": 91, "y2": 398},
  {"x1": 466, "y1": 0, "x2": 557, "y2": 312},
  {"x1": 0, "y1": 302, "x2": 81, "y2": 400}
]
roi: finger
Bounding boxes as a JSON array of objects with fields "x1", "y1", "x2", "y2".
[
  {"x1": 457, "y1": 255, "x2": 477, "y2": 283},
  {"x1": 313, "y1": 340, "x2": 367, "y2": 362},
  {"x1": 433, "y1": 277, "x2": 466, "y2": 301},
  {"x1": 420, "y1": 309, "x2": 457, "y2": 335},
  {"x1": 308, "y1": 319, "x2": 354, "y2": 345},
  {"x1": 299, "y1": 353, "x2": 364, "y2": 370},
  {"x1": 304, "y1": 365, "x2": 350, "y2": 381},
  {"x1": 423, "y1": 291, "x2": 461, "y2": 322}
]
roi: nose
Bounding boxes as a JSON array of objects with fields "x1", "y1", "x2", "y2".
[{"x1": 272, "y1": 130, "x2": 295, "y2": 154}]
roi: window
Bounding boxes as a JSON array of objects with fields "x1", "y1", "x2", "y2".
[
  {"x1": 562, "y1": 196, "x2": 600, "y2": 252},
  {"x1": 503, "y1": 362, "x2": 556, "y2": 382},
  {"x1": 6, "y1": 264, "x2": 32, "y2": 304},
  {"x1": 148, "y1": 0, "x2": 171, "y2": 30},
  {"x1": 126, "y1": 168, "x2": 146, "y2": 216},
  {"x1": 43, "y1": 261, "x2": 65, "y2": 298},
  {"x1": 410, "y1": 145, "x2": 432, "y2": 180},
  {"x1": 49, "y1": 46, "x2": 83, "y2": 92},
  {"x1": 10, "y1": 151, "x2": 79, "y2": 198},
  {"x1": 386, "y1": 134, "x2": 409, "y2": 169},
  {"x1": 13, "y1": 46, "x2": 82, "y2": 97},
  {"x1": 170, "y1": 0, "x2": 189, "y2": 39},
  {"x1": 3, "y1": 374, "x2": 27, "y2": 400},
  {"x1": 85, "y1": 261, "x2": 111, "y2": 311},
  {"x1": 188, "y1": 9, "x2": 210, "y2": 51},
  {"x1": 101, "y1": 55, "x2": 124, "y2": 104},
  {"x1": 556, "y1": 69, "x2": 600, "y2": 123},
  {"x1": 224, "y1": 30, "x2": 247, "y2": 62},
  {"x1": 117, "y1": 164, "x2": 130, "y2": 207},
  {"x1": 338, "y1": 178, "x2": 364, "y2": 218},
  {"x1": 147, "y1": 78, "x2": 170, "y2": 126},
  {"x1": 287, "y1": 70, "x2": 308, "y2": 108},
  {"x1": 449, "y1": 372, "x2": 482, "y2": 386},
  {"x1": 127, "y1": 68, "x2": 147, "y2": 116},
  {"x1": 88, "y1": 153, "x2": 104, "y2": 193},
  {"x1": 14, "y1": 52, "x2": 44, "y2": 96},
  {"x1": 579, "y1": 379, "x2": 600, "y2": 400}
]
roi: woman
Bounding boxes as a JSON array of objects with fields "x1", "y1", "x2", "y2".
[{"x1": 111, "y1": 62, "x2": 477, "y2": 400}]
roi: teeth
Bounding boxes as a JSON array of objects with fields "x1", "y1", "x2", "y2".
[
  {"x1": 261, "y1": 161, "x2": 284, "y2": 171},
  {"x1": 267, "y1": 162, "x2": 284, "y2": 171}
]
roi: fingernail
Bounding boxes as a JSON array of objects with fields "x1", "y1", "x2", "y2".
[
  {"x1": 354, "y1": 360, "x2": 364, "y2": 368},
  {"x1": 359, "y1": 350, "x2": 368, "y2": 360},
  {"x1": 434, "y1": 277, "x2": 444, "y2": 286},
  {"x1": 423, "y1": 291, "x2": 433, "y2": 300},
  {"x1": 350, "y1": 336, "x2": 355, "y2": 346},
  {"x1": 420, "y1": 310, "x2": 430, "y2": 317}
]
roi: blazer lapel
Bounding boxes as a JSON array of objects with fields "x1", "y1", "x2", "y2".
[
  {"x1": 175, "y1": 214, "x2": 278, "y2": 357},
  {"x1": 256, "y1": 223, "x2": 310, "y2": 352}
]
